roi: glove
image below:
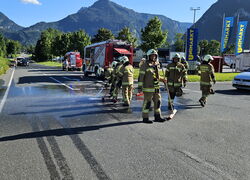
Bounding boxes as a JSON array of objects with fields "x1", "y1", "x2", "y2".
[{"x1": 213, "y1": 79, "x2": 216, "y2": 84}]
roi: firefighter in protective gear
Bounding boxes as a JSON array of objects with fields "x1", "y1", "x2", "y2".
[
  {"x1": 138, "y1": 49, "x2": 166, "y2": 124},
  {"x1": 108, "y1": 61, "x2": 118, "y2": 96},
  {"x1": 165, "y1": 53, "x2": 187, "y2": 110},
  {"x1": 139, "y1": 58, "x2": 146, "y2": 68},
  {"x1": 181, "y1": 56, "x2": 189, "y2": 88},
  {"x1": 181, "y1": 56, "x2": 189, "y2": 70},
  {"x1": 104, "y1": 65, "x2": 113, "y2": 84},
  {"x1": 197, "y1": 54, "x2": 216, "y2": 107},
  {"x1": 118, "y1": 56, "x2": 134, "y2": 106},
  {"x1": 112, "y1": 57, "x2": 124, "y2": 102}
]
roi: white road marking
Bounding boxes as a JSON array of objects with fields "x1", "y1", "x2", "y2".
[
  {"x1": 0, "y1": 68, "x2": 15, "y2": 113},
  {"x1": 49, "y1": 77, "x2": 80, "y2": 91},
  {"x1": 63, "y1": 77, "x2": 72, "y2": 80},
  {"x1": 63, "y1": 77, "x2": 80, "y2": 81}
]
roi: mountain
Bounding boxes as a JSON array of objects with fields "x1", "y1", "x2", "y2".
[
  {"x1": 195, "y1": 0, "x2": 250, "y2": 48},
  {"x1": 0, "y1": 12, "x2": 23, "y2": 32},
  {"x1": 1, "y1": 0, "x2": 191, "y2": 45}
]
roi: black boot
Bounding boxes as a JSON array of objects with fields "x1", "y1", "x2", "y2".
[
  {"x1": 143, "y1": 118, "x2": 153, "y2": 124},
  {"x1": 154, "y1": 114, "x2": 166, "y2": 122},
  {"x1": 199, "y1": 99, "x2": 205, "y2": 107}
]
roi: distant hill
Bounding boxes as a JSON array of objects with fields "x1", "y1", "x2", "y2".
[
  {"x1": 195, "y1": 0, "x2": 250, "y2": 48},
  {"x1": 0, "y1": 0, "x2": 191, "y2": 45},
  {"x1": 0, "y1": 12, "x2": 23, "y2": 32}
]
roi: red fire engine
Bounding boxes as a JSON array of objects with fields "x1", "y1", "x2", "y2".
[
  {"x1": 83, "y1": 40, "x2": 133, "y2": 78},
  {"x1": 62, "y1": 52, "x2": 83, "y2": 71}
]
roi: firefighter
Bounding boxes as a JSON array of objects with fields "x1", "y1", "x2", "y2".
[
  {"x1": 165, "y1": 53, "x2": 187, "y2": 110},
  {"x1": 181, "y1": 56, "x2": 189, "y2": 70},
  {"x1": 139, "y1": 58, "x2": 146, "y2": 68},
  {"x1": 109, "y1": 61, "x2": 118, "y2": 96},
  {"x1": 104, "y1": 63, "x2": 114, "y2": 88},
  {"x1": 118, "y1": 56, "x2": 134, "y2": 106},
  {"x1": 112, "y1": 57, "x2": 124, "y2": 102},
  {"x1": 138, "y1": 49, "x2": 166, "y2": 124},
  {"x1": 180, "y1": 56, "x2": 189, "y2": 89},
  {"x1": 197, "y1": 54, "x2": 216, "y2": 107}
]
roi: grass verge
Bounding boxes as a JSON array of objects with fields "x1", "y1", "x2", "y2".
[
  {"x1": 36, "y1": 61, "x2": 62, "y2": 67},
  {"x1": 134, "y1": 69, "x2": 239, "y2": 82},
  {"x1": 0, "y1": 57, "x2": 10, "y2": 76}
]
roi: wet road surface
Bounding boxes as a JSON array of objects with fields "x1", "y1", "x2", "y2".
[{"x1": 0, "y1": 64, "x2": 250, "y2": 179}]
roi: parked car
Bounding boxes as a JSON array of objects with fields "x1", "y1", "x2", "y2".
[
  {"x1": 17, "y1": 58, "x2": 29, "y2": 66},
  {"x1": 232, "y1": 69, "x2": 250, "y2": 90}
]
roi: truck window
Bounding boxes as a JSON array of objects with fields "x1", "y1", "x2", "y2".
[{"x1": 85, "y1": 48, "x2": 91, "y2": 58}]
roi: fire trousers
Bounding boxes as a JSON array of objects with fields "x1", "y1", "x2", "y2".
[
  {"x1": 142, "y1": 92, "x2": 162, "y2": 118},
  {"x1": 200, "y1": 85, "x2": 211, "y2": 102},
  {"x1": 122, "y1": 85, "x2": 133, "y2": 105}
]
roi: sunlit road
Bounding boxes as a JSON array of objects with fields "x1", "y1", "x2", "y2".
[{"x1": 0, "y1": 64, "x2": 250, "y2": 180}]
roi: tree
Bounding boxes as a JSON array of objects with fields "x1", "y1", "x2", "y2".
[
  {"x1": 199, "y1": 40, "x2": 209, "y2": 56},
  {"x1": 223, "y1": 44, "x2": 235, "y2": 54},
  {"x1": 92, "y1": 28, "x2": 114, "y2": 43},
  {"x1": 34, "y1": 28, "x2": 62, "y2": 61},
  {"x1": 0, "y1": 34, "x2": 6, "y2": 57},
  {"x1": 174, "y1": 33, "x2": 184, "y2": 52},
  {"x1": 116, "y1": 27, "x2": 137, "y2": 47},
  {"x1": 207, "y1": 40, "x2": 220, "y2": 56},
  {"x1": 68, "y1": 30, "x2": 91, "y2": 57},
  {"x1": 140, "y1": 17, "x2": 168, "y2": 52},
  {"x1": 6, "y1": 40, "x2": 21, "y2": 57}
]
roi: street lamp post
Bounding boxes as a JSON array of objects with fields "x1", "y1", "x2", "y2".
[{"x1": 190, "y1": 7, "x2": 200, "y2": 28}]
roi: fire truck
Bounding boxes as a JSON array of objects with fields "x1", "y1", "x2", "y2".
[
  {"x1": 83, "y1": 40, "x2": 133, "y2": 78},
  {"x1": 62, "y1": 52, "x2": 83, "y2": 71}
]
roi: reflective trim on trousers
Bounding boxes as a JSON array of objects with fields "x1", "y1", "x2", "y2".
[
  {"x1": 167, "y1": 82, "x2": 182, "y2": 87},
  {"x1": 143, "y1": 88, "x2": 155, "y2": 93},
  {"x1": 200, "y1": 81, "x2": 211, "y2": 85},
  {"x1": 122, "y1": 82, "x2": 133, "y2": 85},
  {"x1": 138, "y1": 82, "x2": 143, "y2": 86}
]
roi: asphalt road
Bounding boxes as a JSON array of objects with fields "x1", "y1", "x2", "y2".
[{"x1": 0, "y1": 64, "x2": 250, "y2": 180}]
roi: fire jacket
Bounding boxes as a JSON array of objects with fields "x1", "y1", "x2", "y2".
[
  {"x1": 118, "y1": 64, "x2": 134, "y2": 86},
  {"x1": 197, "y1": 63, "x2": 215, "y2": 86},
  {"x1": 138, "y1": 61, "x2": 162, "y2": 93},
  {"x1": 165, "y1": 62, "x2": 187, "y2": 87},
  {"x1": 105, "y1": 67, "x2": 113, "y2": 82}
]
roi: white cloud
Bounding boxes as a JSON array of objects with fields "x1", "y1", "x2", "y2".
[{"x1": 21, "y1": 0, "x2": 42, "y2": 5}]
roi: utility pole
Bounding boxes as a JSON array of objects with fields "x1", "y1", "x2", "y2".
[{"x1": 190, "y1": 7, "x2": 200, "y2": 28}]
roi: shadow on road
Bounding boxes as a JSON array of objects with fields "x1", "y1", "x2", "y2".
[
  {"x1": 0, "y1": 121, "x2": 142, "y2": 142},
  {"x1": 28, "y1": 69, "x2": 62, "y2": 72},
  {"x1": 215, "y1": 89, "x2": 250, "y2": 95}
]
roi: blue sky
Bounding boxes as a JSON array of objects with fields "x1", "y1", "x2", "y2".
[{"x1": 0, "y1": 0, "x2": 217, "y2": 27}]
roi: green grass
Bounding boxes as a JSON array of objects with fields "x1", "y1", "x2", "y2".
[
  {"x1": 0, "y1": 57, "x2": 10, "y2": 76},
  {"x1": 36, "y1": 61, "x2": 62, "y2": 67},
  {"x1": 134, "y1": 69, "x2": 239, "y2": 82}
]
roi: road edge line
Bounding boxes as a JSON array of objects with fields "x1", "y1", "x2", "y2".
[{"x1": 0, "y1": 68, "x2": 15, "y2": 113}]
